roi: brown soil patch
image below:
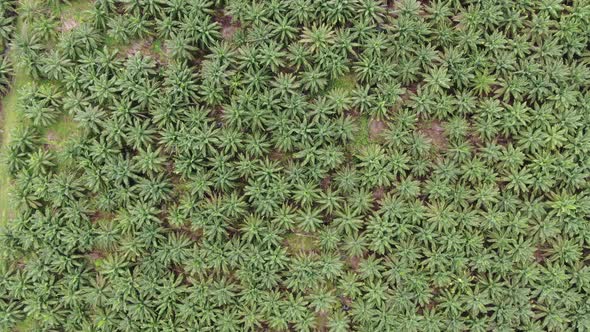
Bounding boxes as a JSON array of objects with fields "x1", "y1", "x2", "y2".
[
  {"x1": 368, "y1": 119, "x2": 387, "y2": 140},
  {"x1": 222, "y1": 25, "x2": 239, "y2": 40},
  {"x1": 126, "y1": 39, "x2": 150, "y2": 57},
  {"x1": 496, "y1": 135, "x2": 510, "y2": 147},
  {"x1": 534, "y1": 247, "x2": 546, "y2": 263},
  {"x1": 90, "y1": 211, "x2": 114, "y2": 224},
  {"x1": 46, "y1": 130, "x2": 58, "y2": 143},
  {"x1": 181, "y1": 227, "x2": 202, "y2": 242},
  {"x1": 284, "y1": 232, "x2": 318, "y2": 254},
  {"x1": 426, "y1": 300, "x2": 437, "y2": 310},
  {"x1": 320, "y1": 176, "x2": 331, "y2": 190},
  {"x1": 468, "y1": 131, "x2": 482, "y2": 147},
  {"x1": 217, "y1": 14, "x2": 240, "y2": 40},
  {"x1": 345, "y1": 108, "x2": 360, "y2": 118},
  {"x1": 315, "y1": 311, "x2": 329, "y2": 331},
  {"x1": 348, "y1": 255, "x2": 361, "y2": 270},
  {"x1": 43, "y1": 131, "x2": 60, "y2": 151},
  {"x1": 340, "y1": 296, "x2": 353, "y2": 311},
  {"x1": 87, "y1": 250, "x2": 105, "y2": 262},
  {"x1": 269, "y1": 150, "x2": 285, "y2": 162},
  {"x1": 16, "y1": 259, "x2": 26, "y2": 269},
  {"x1": 418, "y1": 120, "x2": 447, "y2": 149},
  {"x1": 119, "y1": 38, "x2": 167, "y2": 64},
  {"x1": 401, "y1": 83, "x2": 418, "y2": 103},
  {"x1": 373, "y1": 187, "x2": 385, "y2": 201},
  {"x1": 60, "y1": 17, "x2": 79, "y2": 32}
]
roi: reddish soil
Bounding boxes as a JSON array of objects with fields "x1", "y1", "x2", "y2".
[
  {"x1": 269, "y1": 150, "x2": 285, "y2": 161},
  {"x1": 88, "y1": 250, "x2": 105, "y2": 261},
  {"x1": 90, "y1": 211, "x2": 114, "y2": 224},
  {"x1": 222, "y1": 25, "x2": 239, "y2": 40},
  {"x1": 119, "y1": 38, "x2": 167, "y2": 64},
  {"x1": 534, "y1": 247, "x2": 546, "y2": 263},
  {"x1": 348, "y1": 256, "x2": 361, "y2": 270},
  {"x1": 418, "y1": 120, "x2": 447, "y2": 149},
  {"x1": 126, "y1": 40, "x2": 150, "y2": 57},
  {"x1": 496, "y1": 135, "x2": 510, "y2": 147},
  {"x1": 320, "y1": 176, "x2": 332, "y2": 190},
  {"x1": 369, "y1": 119, "x2": 387, "y2": 140},
  {"x1": 400, "y1": 84, "x2": 417, "y2": 103},
  {"x1": 468, "y1": 132, "x2": 482, "y2": 147},
  {"x1": 372, "y1": 187, "x2": 385, "y2": 201},
  {"x1": 16, "y1": 259, "x2": 26, "y2": 269},
  {"x1": 60, "y1": 17, "x2": 79, "y2": 32},
  {"x1": 46, "y1": 131, "x2": 58, "y2": 142},
  {"x1": 344, "y1": 109, "x2": 360, "y2": 118},
  {"x1": 340, "y1": 296, "x2": 353, "y2": 313},
  {"x1": 217, "y1": 14, "x2": 240, "y2": 40}
]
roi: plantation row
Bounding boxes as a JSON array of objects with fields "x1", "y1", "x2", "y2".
[{"x1": 1, "y1": 0, "x2": 590, "y2": 331}]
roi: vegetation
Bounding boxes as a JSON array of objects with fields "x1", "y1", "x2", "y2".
[{"x1": 1, "y1": 0, "x2": 590, "y2": 331}]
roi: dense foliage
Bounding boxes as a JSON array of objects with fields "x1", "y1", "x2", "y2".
[
  {"x1": 1, "y1": 0, "x2": 590, "y2": 330},
  {"x1": 0, "y1": 0, "x2": 16, "y2": 97}
]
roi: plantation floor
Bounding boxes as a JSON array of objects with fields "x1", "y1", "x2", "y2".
[
  {"x1": 0, "y1": 0, "x2": 92, "y2": 227},
  {"x1": 0, "y1": 64, "x2": 27, "y2": 226}
]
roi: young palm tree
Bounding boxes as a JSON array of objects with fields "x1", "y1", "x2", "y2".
[
  {"x1": 300, "y1": 24, "x2": 335, "y2": 53},
  {"x1": 0, "y1": 7, "x2": 15, "y2": 51},
  {"x1": 0, "y1": 55, "x2": 12, "y2": 96}
]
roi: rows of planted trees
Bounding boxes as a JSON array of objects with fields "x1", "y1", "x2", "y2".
[
  {"x1": 1, "y1": 0, "x2": 590, "y2": 331},
  {"x1": 0, "y1": 1, "x2": 16, "y2": 97}
]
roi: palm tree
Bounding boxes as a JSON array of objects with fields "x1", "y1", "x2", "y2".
[
  {"x1": 297, "y1": 207, "x2": 323, "y2": 232},
  {"x1": 12, "y1": 32, "x2": 44, "y2": 78},
  {"x1": 132, "y1": 146, "x2": 166, "y2": 176},
  {"x1": 181, "y1": 13, "x2": 220, "y2": 48},
  {"x1": 42, "y1": 50, "x2": 72, "y2": 80},
  {"x1": 125, "y1": 119, "x2": 156, "y2": 151},
  {"x1": 163, "y1": 61, "x2": 199, "y2": 104},
  {"x1": 133, "y1": 174, "x2": 172, "y2": 205},
  {"x1": 328, "y1": 311, "x2": 351, "y2": 332},
  {"x1": 166, "y1": 33, "x2": 196, "y2": 61},
  {"x1": 300, "y1": 24, "x2": 335, "y2": 53},
  {"x1": 300, "y1": 65, "x2": 327, "y2": 94},
  {"x1": 48, "y1": 172, "x2": 85, "y2": 207},
  {"x1": 0, "y1": 54, "x2": 11, "y2": 95},
  {"x1": 258, "y1": 41, "x2": 286, "y2": 72},
  {"x1": 74, "y1": 106, "x2": 106, "y2": 134},
  {"x1": 0, "y1": 7, "x2": 15, "y2": 52},
  {"x1": 354, "y1": 52, "x2": 380, "y2": 84},
  {"x1": 88, "y1": 74, "x2": 118, "y2": 105},
  {"x1": 23, "y1": 103, "x2": 60, "y2": 128},
  {"x1": 27, "y1": 149, "x2": 55, "y2": 175}
]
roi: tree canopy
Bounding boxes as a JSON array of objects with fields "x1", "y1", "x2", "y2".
[{"x1": 1, "y1": 0, "x2": 590, "y2": 331}]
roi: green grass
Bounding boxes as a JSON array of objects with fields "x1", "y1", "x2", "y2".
[
  {"x1": 0, "y1": 67, "x2": 32, "y2": 226},
  {"x1": 351, "y1": 115, "x2": 370, "y2": 153},
  {"x1": 0, "y1": 2, "x2": 88, "y2": 327},
  {"x1": 285, "y1": 232, "x2": 318, "y2": 253},
  {"x1": 1, "y1": 1, "x2": 31, "y2": 226},
  {"x1": 45, "y1": 115, "x2": 79, "y2": 172},
  {"x1": 46, "y1": 115, "x2": 78, "y2": 144},
  {"x1": 0, "y1": 0, "x2": 90, "y2": 226},
  {"x1": 330, "y1": 74, "x2": 368, "y2": 154},
  {"x1": 14, "y1": 317, "x2": 38, "y2": 332},
  {"x1": 152, "y1": 40, "x2": 164, "y2": 55},
  {"x1": 54, "y1": 0, "x2": 94, "y2": 19},
  {"x1": 330, "y1": 73, "x2": 357, "y2": 92},
  {"x1": 0, "y1": 151, "x2": 12, "y2": 225}
]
